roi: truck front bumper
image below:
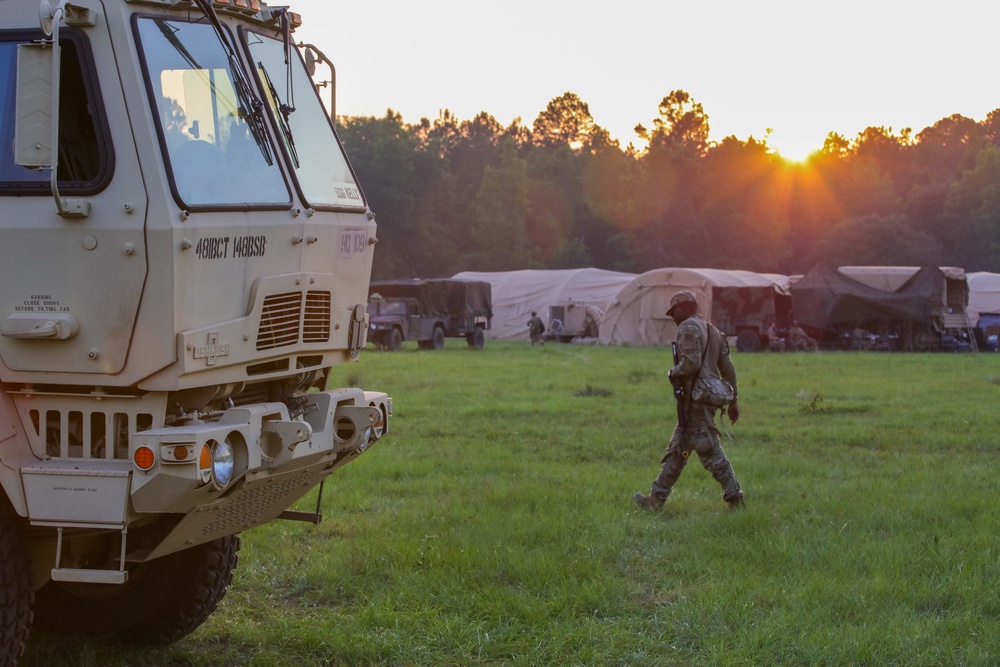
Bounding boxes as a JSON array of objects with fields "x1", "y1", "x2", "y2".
[{"x1": 21, "y1": 388, "x2": 390, "y2": 560}]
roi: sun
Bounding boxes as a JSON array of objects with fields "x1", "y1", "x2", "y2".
[{"x1": 767, "y1": 127, "x2": 822, "y2": 163}]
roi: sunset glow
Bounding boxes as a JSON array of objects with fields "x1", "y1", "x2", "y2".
[{"x1": 293, "y1": 0, "x2": 999, "y2": 162}]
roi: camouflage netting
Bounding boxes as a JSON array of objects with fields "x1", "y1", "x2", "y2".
[{"x1": 789, "y1": 264, "x2": 945, "y2": 330}]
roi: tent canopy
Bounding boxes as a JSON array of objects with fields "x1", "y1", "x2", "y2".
[
  {"x1": 838, "y1": 265, "x2": 967, "y2": 315},
  {"x1": 451, "y1": 269, "x2": 635, "y2": 341},
  {"x1": 839, "y1": 265, "x2": 966, "y2": 291},
  {"x1": 967, "y1": 272, "x2": 1000, "y2": 322},
  {"x1": 599, "y1": 268, "x2": 789, "y2": 346},
  {"x1": 790, "y1": 264, "x2": 945, "y2": 330}
]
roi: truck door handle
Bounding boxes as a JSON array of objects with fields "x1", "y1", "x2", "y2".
[{"x1": 2, "y1": 313, "x2": 80, "y2": 340}]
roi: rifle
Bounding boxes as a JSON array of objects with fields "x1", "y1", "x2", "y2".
[{"x1": 670, "y1": 342, "x2": 686, "y2": 429}]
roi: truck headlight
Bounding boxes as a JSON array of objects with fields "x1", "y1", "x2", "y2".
[{"x1": 208, "y1": 438, "x2": 234, "y2": 487}]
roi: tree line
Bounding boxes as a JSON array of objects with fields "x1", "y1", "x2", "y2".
[{"x1": 336, "y1": 91, "x2": 1000, "y2": 280}]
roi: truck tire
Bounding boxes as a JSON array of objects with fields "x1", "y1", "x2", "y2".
[
  {"x1": 387, "y1": 328, "x2": 403, "y2": 352},
  {"x1": 467, "y1": 327, "x2": 485, "y2": 350},
  {"x1": 0, "y1": 501, "x2": 33, "y2": 667},
  {"x1": 431, "y1": 327, "x2": 445, "y2": 350},
  {"x1": 735, "y1": 330, "x2": 760, "y2": 352},
  {"x1": 33, "y1": 534, "x2": 239, "y2": 646}
]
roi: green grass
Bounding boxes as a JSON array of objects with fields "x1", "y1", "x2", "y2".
[{"x1": 23, "y1": 343, "x2": 1000, "y2": 666}]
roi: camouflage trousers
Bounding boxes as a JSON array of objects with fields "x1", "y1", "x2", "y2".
[{"x1": 651, "y1": 402, "x2": 743, "y2": 504}]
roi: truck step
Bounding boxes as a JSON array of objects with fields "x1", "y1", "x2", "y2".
[{"x1": 51, "y1": 567, "x2": 128, "y2": 585}]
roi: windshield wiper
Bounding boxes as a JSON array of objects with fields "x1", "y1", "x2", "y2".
[
  {"x1": 190, "y1": 0, "x2": 273, "y2": 166},
  {"x1": 257, "y1": 61, "x2": 299, "y2": 168},
  {"x1": 155, "y1": 20, "x2": 201, "y2": 70}
]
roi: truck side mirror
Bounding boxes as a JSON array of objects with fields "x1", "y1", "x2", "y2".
[
  {"x1": 298, "y1": 42, "x2": 335, "y2": 121},
  {"x1": 303, "y1": 48, "x2": 316, "y2": 76},
  {"x1": 13, "y1": 0, "x2": 94, "y2": 218},
  {"x1": 13, "y1": 43, "x2": 54, "y2": 170}
]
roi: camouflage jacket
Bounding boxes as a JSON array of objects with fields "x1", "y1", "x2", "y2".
[{"x1": 670, "y1": 315, "x2": 738, "y2": 397}]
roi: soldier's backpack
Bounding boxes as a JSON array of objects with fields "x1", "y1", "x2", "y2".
[{"x1": 690, "y1": 322, "x2": 735, "y2": 408}]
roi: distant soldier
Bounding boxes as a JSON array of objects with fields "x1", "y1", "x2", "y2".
[
  {"x1": 527, "y1": 311, "x2": 545, "y2": 346},
  {"x1": 767, "y1": 320, "x2": 785, "y2": 352},
  {"x1": 633, "y1": 291, "x2": 744, "y2": 512},
  {"x1": 547, "y1": 317, "x2": 564, "y2": 342},
  {"x1": 788, "y1": 322, "x2": 818, "y2": 351}
]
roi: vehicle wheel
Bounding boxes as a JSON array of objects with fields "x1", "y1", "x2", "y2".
[
  {"x1": 735, "y1": 330, "x2": 760, "y2": 352},
  {"x1": 467, "y1": 327, "x2": 485, "y2": 350},
  {"x1": 33, "y1": 534, "x2": 239, "y2": 646},
  {"x1": 0, "y1": 501, "x2": 33, "y2": 667},
  {"x1": 431, "y1": 327, "x2": 445, "y2": 350},
  {"x1": 387, "y1": 328, "x2": 403, "y2": 352}
]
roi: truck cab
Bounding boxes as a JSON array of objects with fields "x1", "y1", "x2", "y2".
[{"x1": 0, "y1": 0, "x2": 390, "y2": 659}]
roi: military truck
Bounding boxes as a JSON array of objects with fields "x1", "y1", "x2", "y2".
[
  {"x1": 545, "y1": 301, "x2": 602, "y2": 343},
  {"x1": 367, "y1": 279, "x2": 492, "y2": 351},
  {"x1": 0, "y1": 0, "x2": 392, "y2": 661}
]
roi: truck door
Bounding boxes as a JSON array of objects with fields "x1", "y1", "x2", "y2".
[{"x1": 0, "y1": 3, "x2": 148, "y2": 376}]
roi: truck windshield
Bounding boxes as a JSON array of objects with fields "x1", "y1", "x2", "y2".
[
  {"x1": 374, "y1": 301, "x2": 407, "y2": 316},
  {"x1": 244, "y1": 31, "x2": 364, "y2": 210},
  {"x1": 135, "y1": 18, "x2": 289, "y2": 207}
]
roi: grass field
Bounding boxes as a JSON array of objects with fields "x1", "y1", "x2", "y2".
[{"x1": 22, "y1": 342, "x2": 1000, "y2": 666}]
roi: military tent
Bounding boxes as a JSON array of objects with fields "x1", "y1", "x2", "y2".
[
  {"x1": 598, "y1": 268, "x2": 790, "y2": 349},
  {"x1": 967, "y1": 272, "x2": 1000, "y2": 323},
  {"x1": 451, "y1": 269, "x2": 636, "y2": 341}
]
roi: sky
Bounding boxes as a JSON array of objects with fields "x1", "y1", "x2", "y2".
[{"x1": 291, "y1": 0, "x2": 1000, "y2": 161}]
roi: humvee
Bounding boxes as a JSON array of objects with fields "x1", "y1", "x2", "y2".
[
  {"x1": 0, "y1": 0, "x2": 390, "y2": 661},
  {"x1": 367, "y1": 279, "x2": 492, "y2": 351}
]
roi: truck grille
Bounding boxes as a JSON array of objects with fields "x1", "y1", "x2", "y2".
[
  {"x1": 303, "y1": 291, "x2": 331, "y2": 343},
  {"x1": 256, "y1": 291, "x2": 331, "y2": 351},
  {"x1": 26, "y1": 405, "x2": 153, "y2": 460}
]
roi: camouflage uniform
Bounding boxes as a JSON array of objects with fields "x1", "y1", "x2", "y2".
[
  {"x1": 650, "y1": 315, "x2": 743, "y2": 505},
  {"x1": 527, "y1": 313, "x2": 545, "y2": 346},
  {"x1": 789, "y1": 324, "x2": 818, "y2": 351}
]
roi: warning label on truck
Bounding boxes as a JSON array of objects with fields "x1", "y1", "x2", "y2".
[{"x1": 14, "y1": 294, "x2": 69, "y2": 313}]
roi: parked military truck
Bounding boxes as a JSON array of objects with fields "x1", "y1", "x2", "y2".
[
  {"x1": 368, "y1": 279, "x2": 492, "y2": 351},
  {"x1": 0, "y1": 0, "x2": 391, "y2": 662},
  {"x1": 545, "y1": 301, "x2": 602, "y2": 343}
]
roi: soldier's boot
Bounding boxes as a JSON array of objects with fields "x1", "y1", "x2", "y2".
[
  {"x1": 633, "y1": 492, "x2": 665, "y2": 512},
  {"x1": 726, "y1": 493, "x2": 745, "y2": 510}
]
